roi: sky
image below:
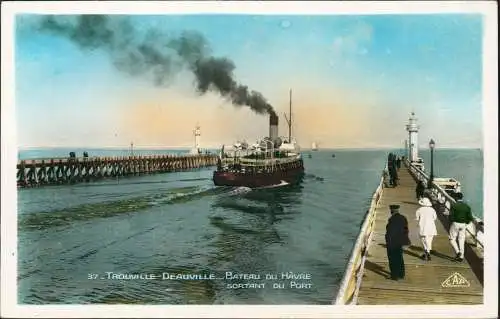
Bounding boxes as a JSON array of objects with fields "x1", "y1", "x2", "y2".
[{"x1": 15, "y1": 14, "x2": 484, "y2": 149}]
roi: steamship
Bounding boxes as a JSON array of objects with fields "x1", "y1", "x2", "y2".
[{"x1": 213, "y1": 90, "x2": 305, "y2": 188}]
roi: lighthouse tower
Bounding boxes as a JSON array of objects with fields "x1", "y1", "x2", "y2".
[
  {"x1": 192, "y1": 124, "x2": 201, "y2": 154},
  {"x1": 405, "y1": 112, "x2": 419, "y2": 162}
]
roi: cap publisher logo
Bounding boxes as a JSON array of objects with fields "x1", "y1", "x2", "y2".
[{"x1": 441, "y1": 272, "x2": 470, "y2": 288}]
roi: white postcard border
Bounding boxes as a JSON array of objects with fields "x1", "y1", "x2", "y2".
[{"x1": 1, "y1": 1, "x2": 497, "y2": 318}]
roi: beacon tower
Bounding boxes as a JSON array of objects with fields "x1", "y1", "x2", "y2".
[
  {"x1": 192, "y1": 124, "x2": 201, "y2": 154},
  {"x1": 405, "y1": 112, "x2": 419, "y2": 162}
]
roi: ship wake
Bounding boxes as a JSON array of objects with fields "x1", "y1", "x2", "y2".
[
  {"x1": 254, "y1": 180, "x2": 290, "y2": 189},
  {"x1": 224, "y1": 186, "x2": 253, "y2": 196}
]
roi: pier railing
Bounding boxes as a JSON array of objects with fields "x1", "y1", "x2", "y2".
[
  {"x1": 406, "y1": 160, "x2": 484, "y2": 249},
  {"x1": 334, "y1": 167, "x2": 386, "y2": 305},
  {"x1": 17, "y1": 154, "x2": 218, "y2": 188}
]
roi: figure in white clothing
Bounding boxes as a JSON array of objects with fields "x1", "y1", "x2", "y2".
[{"x1": 416, "y1": 197, "x2": 438, "y2": 261}]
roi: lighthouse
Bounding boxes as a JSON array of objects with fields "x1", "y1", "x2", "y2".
[
  {"x1": 192, "y1": 124, "x2": 201, "y2": 154},
  {"x1": 405, "y1": 112, "x2": 419, "y2": 162}
]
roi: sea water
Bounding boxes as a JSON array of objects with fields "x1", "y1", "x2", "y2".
[{"x1": 16, "y1": 148, "x2": 483, "y2": 304}]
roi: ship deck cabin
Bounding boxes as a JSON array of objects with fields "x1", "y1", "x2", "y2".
[
  {"x1": 217, "y1": 159, "x2": 303, "y2": 175},
  {"x1": 216, "y1": 150, "x2": 302, "y2": 175},
  {"x1": 241, "y1": 150, "x2": 294, "y2": 160},
  {"x1": 216, "y1": 137, "x2": 303, "y2": 174}
]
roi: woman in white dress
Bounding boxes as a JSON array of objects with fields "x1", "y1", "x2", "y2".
[{"x1": 416, "y1": 197, "x2": 438, "y2": 261}]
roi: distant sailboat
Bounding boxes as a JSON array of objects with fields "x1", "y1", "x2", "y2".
[{"x1": 311, "y1": 142, "x2": 318, "y2": 151}]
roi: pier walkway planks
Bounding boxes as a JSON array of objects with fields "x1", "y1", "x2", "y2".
[{"x1": 356, "y1": 167, "x2": 483, "y2": 305}]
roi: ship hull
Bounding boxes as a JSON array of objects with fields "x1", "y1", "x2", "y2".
[{"x1": 213, "y1": 166, "x2": 304, "y2": 188}]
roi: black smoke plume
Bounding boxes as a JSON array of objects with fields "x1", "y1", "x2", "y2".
[{"x1": 37, "y1": 15, "x2": 276, "y2": 116}]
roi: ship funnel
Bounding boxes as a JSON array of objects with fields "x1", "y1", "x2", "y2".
[{"x1": 269, "y1": 113, "x2": 279, "y2": 144}]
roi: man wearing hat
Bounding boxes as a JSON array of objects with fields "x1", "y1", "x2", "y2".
[
  {"x1": 385, "y1": 204, "x2": 411, "y2": 280},
  {"x1": 416, "y1": 197, "x2": 438, "y2": 261}
]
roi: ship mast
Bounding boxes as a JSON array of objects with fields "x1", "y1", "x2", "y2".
[
  {"x1": 284, "y1": 89, "x2": 293, "y2": 142},
  {"x1": 289, "y1": 89, "x2": 292, "y2": 142}
]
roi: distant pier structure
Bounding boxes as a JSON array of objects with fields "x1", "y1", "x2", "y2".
[
  {"x1": 406, "y1": 112, "x2": 419, "y2": 162},
  {"x1": 17, "y1": 154, "x2": 217, "y2": 188},
  {"x1": 17, "y1": 124, "x2": 217, "y2": 188}
]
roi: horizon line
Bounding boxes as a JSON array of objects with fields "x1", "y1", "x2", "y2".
[{"x1": 17, "y1": 145, "x2": 483, "y2": 151}]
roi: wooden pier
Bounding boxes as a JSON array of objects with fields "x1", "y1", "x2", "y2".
[
  {"x1": 17, "y1": 154, "x2": 218, "y2": 188},
  {"x1": 335, "y1": 160, "x2": 484, "y2": 305}
]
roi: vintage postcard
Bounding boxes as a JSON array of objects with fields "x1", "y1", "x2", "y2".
[{"x1": 1, "y1": 1, "x2": 497, "y2": 318}]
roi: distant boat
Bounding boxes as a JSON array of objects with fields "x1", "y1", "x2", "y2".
[
  {"x1": 312, "y1": 142, "x2": 318, "y2": 151},
  {"x1": 332, "y1": 154, "x2": 336, "y2": 158}
]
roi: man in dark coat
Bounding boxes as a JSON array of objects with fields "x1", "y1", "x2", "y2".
[
  {"x1": 385, "y1": 204, "x2": 410, "y2": 280},
  {"x1": 389, "y1": 163, "x2": 398, "y2": 187}
]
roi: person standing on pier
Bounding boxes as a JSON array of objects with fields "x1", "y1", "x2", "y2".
[
  {"x1": 415, "y1": 197, "x2": 438, "y2": 261},
  {"x1": 385, "y1": 204, "x2": 411, "y2": 280},
  {"x1": 383, "y1": 168, "x2": 390, "y2": 188},
  {"x1": 415, "y1": 180, "x2": 426, "y2": 200},
  {"x1": 389, "y1": 161, "x2": 398, "y2": 187},
  {"x1": 448, "y1": 193, "x2": 473, "y2": 262},
  {"x1": 387, "y1": 153, "x2": 397, "y2": 186}
]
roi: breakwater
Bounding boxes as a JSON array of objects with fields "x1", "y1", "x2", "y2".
[{"x1": 17, "y1": 154, "x2": 218, "y2": 188}]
